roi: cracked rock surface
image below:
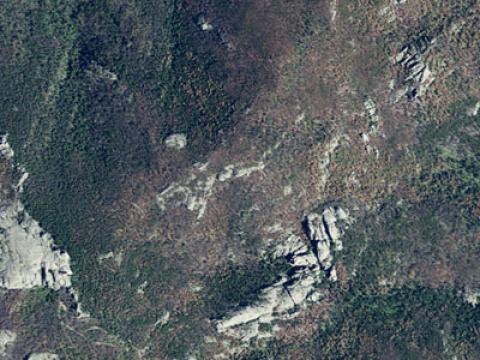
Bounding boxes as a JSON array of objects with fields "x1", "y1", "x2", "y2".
[
  {"x1": 394, "y1": 35, "x2": 435, "y2": 100},
  {"x1": 216, "y1": 206, "x2": 351, "y2": 341},
  {"x1": 0, "y1": 136, "x2": 72, "y2": 290}
]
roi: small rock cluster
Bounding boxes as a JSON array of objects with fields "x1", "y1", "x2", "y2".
[{"x1": 156, "y1": 161, "x2": 264, "y2": 219}]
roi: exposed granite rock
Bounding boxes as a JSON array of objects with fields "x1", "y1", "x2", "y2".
[
  {"x1": 305, "y1": 206, "x2": 351, "y2": 281},
  {"x1": 198, "y1": 15, "x2": 214, "y2": 31},
  {"x1": 97, "y1": 251, "x2": 114, "y2": 262},
  {"x1": 216, "y1": 234, "x2": 322, "y2": 341},
  {"x1": 216, "y1": 207, "x2": 352, "y2": 342},
  {"x1": 156, "y1": 161, "x2": 264, "y2": 219},
  {"x1": 164, "y1": 133, "x2": 187, "y2": 149},
  {"x1": 360, "y1": 98, "x2": 381, "y2": 158},
  {"x1": 0, "y1": 330, "x2": 16, "y2": 357},
  {"x1": 464, "y1": 288, "x2": 480, "y2": 307},
  {"x1": 317, "y1": 136, "x2": 343, "y2": 192},
  {"x1": 364, "y1": 98, "x2": 379, "y2": 133},
  {"x1": 394, "y1": 35, "x2": 435, "y2": 100},
  {"x1": 0, "y1": 136, "x2": 72, "y2": 290},
  {"x1": 378, "y1": 0, "x2": 407, "y2": 23},
  {"x1": 466, "y1": 101, "x2": 480, "y2": 116},
  {"x1": 0, "y1": 199, "x2": 72, "y2": 290},
  {"x1": 0, "y1": 135, "x2": 14, "y2": 159},
  {"x1": 86, "y1": 61, "x2": 118, "y2": 82},
  {"x1": 27, "y1": 353, "x2": 60, "y2": 360}
]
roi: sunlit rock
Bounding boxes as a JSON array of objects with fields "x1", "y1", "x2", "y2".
[
  {"x1": 165, "y1": 133, "x2": 187, "y2": 149},
  {"x1": 0, "y1": 330, "x2": 16, "y2": 357}
]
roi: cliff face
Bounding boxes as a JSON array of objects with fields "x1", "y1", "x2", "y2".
[
  {"x1": 0, "y1": 198, "x2": 72, "y2": 290},
  {"x1": 0, "y1": 136, "x2": 72, "y2": 291}
]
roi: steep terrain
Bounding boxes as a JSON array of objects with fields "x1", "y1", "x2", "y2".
[{"x1": 0, "y1": 0, "x2": 479, "y2": 359}]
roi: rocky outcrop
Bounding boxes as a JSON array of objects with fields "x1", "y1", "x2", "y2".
[
  {"x1": 305, "y1": 206, "x2": 351, "y2": 281},
  {"x1": 156, "y1": 161, "x2": 265, "y2": 219},
  {"x1": 27, "y1": 353, "x2": 60, "y2": 360},
  {"x1": 0, "y1": 330, "x2": 16, "y2": 357},
  {"x1": 0, "y1": 135, "x2": 72, "y2": 290},
  {"x1": 197, "y1": 15, "x2": 214, "y2": 31},
  {"x1": 466, "y1": 101, "x2": 480, "y2": 117},
  {"x1": 216, "y1": 206, "x2": 351, "y2": 342},
  {"x1": 394, "y1": 35, "x2": 435, "y2": 100},
  {"x1": 0, "y1": 199, "x2": 72, "y2": 290},
  {"x1": 364, "y1": 98, "x2": 379, "y2": 133},
  {"x1": 164, "y1": 133, "x2": 187, "y2": 150},
  {"x1": 0, "y1": 136, "x2": 14, "y2": 159},
  {"x1": 317, "y1": 136, "x2": 343, "y2": 192},
  {"x1": 216, "y1": 233, "x2": 322, "y2": 342},
  {"x1": 360, "y1": 98, "x2": 381, "y2": 158},
  {"x1": 464, "y1": 288, "x2": 480, "y2": 307}
]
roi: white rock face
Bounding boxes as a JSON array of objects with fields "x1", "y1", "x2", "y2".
[
  {"x1": 165, "y1": 133, "x2": 187, "y2": 150},
  {"x1": 0, "y1": 199, "x2": 72, "y2": 289},
  {"x1": 464, "y1": 288, "x2": 480, "y2": 307},
  {"x1": 0, "y1": 136, "x2": 73, "y2": 290},
  {"x1": 217, "y1": 207, "x2": 352, "y2": 341},
  {"x1": 28, "y1": 353, "x2": 60, "y2": 360},
  {"x1": 466, "y1": 101, "x2": 480, "y2": 117},
  {"x1": 0, "y1": 135, "x2": 14, "y2": 159},
  {"x1": 217, "y1": 234, "x2": 320, "y2": 342},
  {"x1": 198, "y1": 16, "x2": 214, "y2": 31},
  {"x1": 156, "y1": 161, "x2": 264, "y2": 219},
  {"x1": 0, "y1": 330, "x2": 16, "y2": 357}
]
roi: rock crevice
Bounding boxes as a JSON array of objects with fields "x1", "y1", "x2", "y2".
[{"x1": 216, "y1": 206, "x2": 351, "y2": 342}]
